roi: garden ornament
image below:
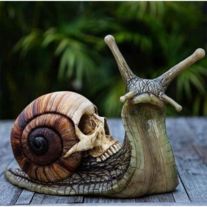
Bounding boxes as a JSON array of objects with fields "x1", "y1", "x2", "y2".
[{"x1": 5, "y1": 35, "x2": 205, "y2": 198}]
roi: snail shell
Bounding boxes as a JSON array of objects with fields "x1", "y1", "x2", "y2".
[{"x1": 11, "y1": 91, "x2": 96, "y2": 183}]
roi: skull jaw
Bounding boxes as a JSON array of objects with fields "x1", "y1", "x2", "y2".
[{"x1": 89, "y1": 135, "x2": 119, "y2": 157}]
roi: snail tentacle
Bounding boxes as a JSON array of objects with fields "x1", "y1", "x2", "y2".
[
  {"x1": 104, "y1": 35, "x2": 136, "y2": 83},
  {"x1": 160, "y1": 94, "x2": 183, "y2": 112},
  {"x1": 157, "y1": 48, "x2": 205, "y2": 88},
  {"x1": 131, "y1": 93, "x2": 164, "y2": 108},
  {"x1": 120, "y1": 91, "x2": 136, "y2": 103}
]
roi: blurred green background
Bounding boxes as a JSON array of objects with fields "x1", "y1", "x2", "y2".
[{"x1": 1, "y1": 1, "x2": 207, "y2": 119}]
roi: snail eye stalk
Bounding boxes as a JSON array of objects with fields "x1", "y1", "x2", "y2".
[
  {"x1": 105, "y1": 34, "x2": 205, "y2": 111},
  {"x1": 104, "y1": 35, "x2": 136, "y2": 84},
  {"x1": 157, "y1": 48, "x2": 205, "y2": 89}
]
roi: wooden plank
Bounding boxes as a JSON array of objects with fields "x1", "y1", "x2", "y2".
[
  {"x1": 0, "y1": 159, "x2": 22, "y2": 205},
  {"x1": 56, "y1": 196, "x2": 72, "y2": 204},
  {"x1": 0, "y1": 121, "x2": 13, "y2": 175},
  {"x1": 0, "y1": 180, "x2": 22, "y2": 205},
  {"x1": 166, "y1": 118, "x2": 191, "y2": 203},
  {"x1": 41, "y1": 195, "x2": 83, "y2": 204},
  {"x1": 167, "y1": 118, "x2": 207, "y2": 202},
  {"x1": 136, "y1": 195, "x2": 160, "y2": 202},
  {"x1": 186, "y1": 118, "x2": 207, "y2": 164},
  {"x1": 193, "y1": 144, "x2": 207, "y2": 164},
  {"x1": 0, "y1": 159, "x2": 19, "y2": 179},
  {"x1": 30, "y1": 193, "x2": 45, "y2": 205},
  {"x1": 1, "y1": 119, "x2": 207, "y2": 204},
  {"x1": 55, "y1": 195, "x2": 84, "y2": 204},
  {"x1": 41, "y1": 195, "x2": 63, "y2": 204},
  {"x1": 15, "y1": 190, "x2": 34, "y2": 205},
  {"x1": 184, "y1": 118, "x2": 207, "y2": 202},
  {"x1": 0, "y1": 158, "x2": 13, "y2": 177},
  {"x1": 85, "y1": 196, "x2": 172, "y2": 204},
  {"x1": 0, "y1": 160, "x2": 19, "y2": 182},
  {"x1": 31, "y1": 193, "x2": 83, "y2": 205},
  {"x1": 180, "y1": 172, "x2": 207, "y2": 202},
  {"x1": 134, "y1": 197, "x2": 146, "y2": 203},
  {"x1": 186, "y1": 118, "x2": 207, "y2": 146},
  {"x1": 173, "y1": 177, "x2": 190, "y2": 203},
  {"x1": 30, "y1": 193, "x2": 83, "y2": 205},
  {"x1": 84, "y1": 196, "x2": 137, "y2": 203},
  {"x1": 0, "y1": 121, "x2": 13, "y2": 150},
  {"x1": 155, "y1": 193, "x2": 174, "y2": 202},
  {"x1": 136, "y1": 193, "x2": 174, "y2": 203},
  {"x1": 67, "y1": 196, "x2": 83, "y2": 203}
]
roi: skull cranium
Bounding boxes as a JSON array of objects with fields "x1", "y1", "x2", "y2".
[{"x1": 64, "y1": 98, "x2": 121, "y2": 162}]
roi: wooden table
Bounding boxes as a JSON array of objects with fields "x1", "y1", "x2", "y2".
[{"x1": 0, "y1": 118, "x2": 207, "y2": 205}]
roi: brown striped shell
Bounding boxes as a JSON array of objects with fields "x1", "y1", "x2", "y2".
[{"x1": 11, "y1": 91, "x2": 97, "y2": 183}]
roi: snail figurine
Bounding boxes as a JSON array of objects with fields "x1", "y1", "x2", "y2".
[{"x1": 5, "y1": 35, "x2": 205, "y2": 198}]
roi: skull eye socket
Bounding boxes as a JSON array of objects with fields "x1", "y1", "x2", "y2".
[
  {"x1": 78, "y1": 114, "x2": 96, "y2": 135},
  {"x1": 78, "y1": 114, "x2": 110, "y2": 135}
]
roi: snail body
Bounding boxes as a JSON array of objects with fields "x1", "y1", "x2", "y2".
[
  {"x1": 111, "y1": 103, "x2": 178, "y2": 197},
  {"x1": 5, "y1": 35, "x2": 205, "y2": 198}
]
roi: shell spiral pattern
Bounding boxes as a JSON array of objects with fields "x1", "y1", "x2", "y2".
[{"x1": 11, "y1": 91, "x2": 95, "y2": 183}]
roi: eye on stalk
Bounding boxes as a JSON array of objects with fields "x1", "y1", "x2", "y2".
[
  {"x1": 104, "y1": 35, "x2": 136, "y2": 84},
  {"x1": 120, "y1": 91, "x2": 136, "y2": 103},
  {"x1": 105, "y1": 34, "x2": 206, "y2": 112},
  {"x1": 160, "y1": 94, "x2": 182, "y2": 112},
  {"x1": 157, "y1": 48, "x2": 205, "y2": 111}
]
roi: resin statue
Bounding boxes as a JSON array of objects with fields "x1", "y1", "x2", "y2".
[{"x1": 5, "y1": 35, "x2": 205, "y2": 198}]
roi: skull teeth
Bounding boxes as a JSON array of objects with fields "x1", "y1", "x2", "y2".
[
  {"x1": 108, "y1": 148, "x2": 114, "y2": 155},
  {"x1": 111, "y1": 145, "x2": 116, "y2": 152},
  {"x1": 96, "y1": 142, "x2": 122, "y2": 162},
  {"x1": 113, "y1": 145, "x2": 119, "y2": 151},
  {"x1": 101, "y1": 154, "x2": 107, "y2": 161}
]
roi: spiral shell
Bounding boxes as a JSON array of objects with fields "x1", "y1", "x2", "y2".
[{"x1": 11, "y1": 91, "x2": 96, "y2": 183}]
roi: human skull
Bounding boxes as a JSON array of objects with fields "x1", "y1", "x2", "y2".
[{"x1": 62, "y1": 92, "x2": 121, "y2": 162}]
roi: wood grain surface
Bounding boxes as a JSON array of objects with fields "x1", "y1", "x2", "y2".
[{"x1": 0, "y1": 118, "x2": 207, "y2": 205}]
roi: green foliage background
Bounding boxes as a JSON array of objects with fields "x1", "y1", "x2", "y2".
[{"x1": 1, "y1": 2, "x2": 207, "y2": 119}]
